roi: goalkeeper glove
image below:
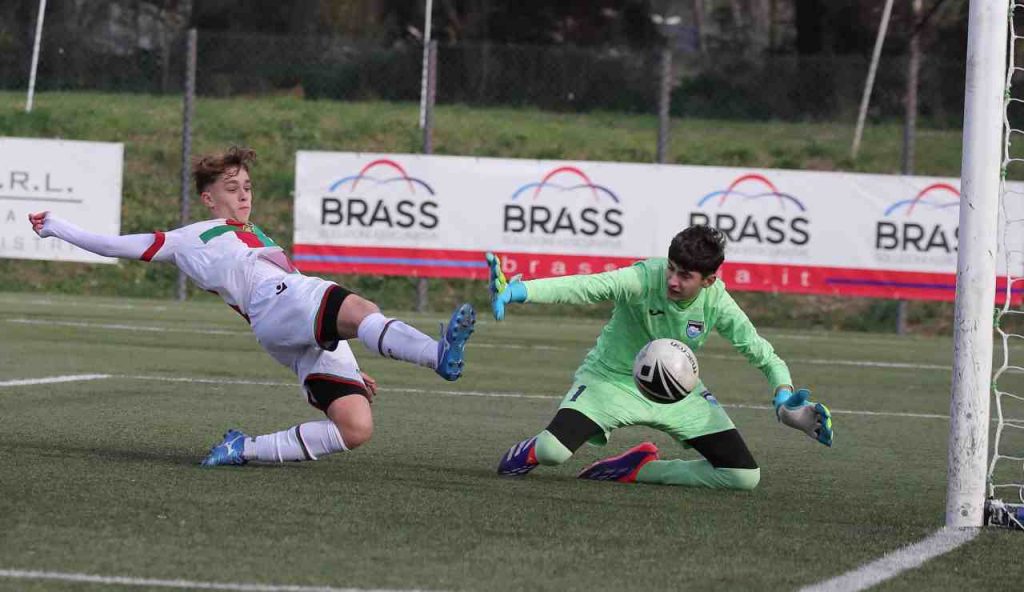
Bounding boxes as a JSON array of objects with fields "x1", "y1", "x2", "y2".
[
  {"x1": 773, "y1": 387, "x2": 833, "y2": 447},
  {"x1": 486, "y1": 252, "x2": 527, "y2": 321}
]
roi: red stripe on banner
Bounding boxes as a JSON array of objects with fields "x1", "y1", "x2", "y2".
[
  {"x1": 140, "y1": 231, "x2": 165, "y2": 262},
  {"x1": 293, "y1": 244, "x2": 486, "y2": 261},
  {"x1": 291, "y1": 244, "x2": 1023, "y2": 304},
  {"x1": 714, "y1": 262, "x2": 1021, "y2": 304}
]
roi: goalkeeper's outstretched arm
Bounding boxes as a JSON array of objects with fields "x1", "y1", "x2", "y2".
[
  {"x1": 486, "y1": 252, "x2": 643, "y2": 320},
  {"x1": 712, "y1": 287, "x2": 833, "y2": 447},
  {"x1": 29, "y1": 211, "x2": 161, "y2": 261}
]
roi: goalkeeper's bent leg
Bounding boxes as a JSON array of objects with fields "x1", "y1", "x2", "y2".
[
  {"x1": 636, "y1": 460, "x2": 760, "y2": 490},
  {"x1": 534, "y1": 430, "x2": 573, "y2": 465},
  {"x1": 498, "y1": 409, "x2": 602, "y2": 475},
  {"x1": 635, "y1": 428, "x2": 760, "y2": 490},
  {"x1": 537, "y1": 408, "x2": 603, "y2": 464}
]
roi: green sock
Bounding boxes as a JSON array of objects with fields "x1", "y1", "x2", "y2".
[
  {"x1": 533, "y1": 430, "x2": 573, "y2": 466},
  {"x1": 636, "y1": 459, "x2": 760, "y2": 490}
]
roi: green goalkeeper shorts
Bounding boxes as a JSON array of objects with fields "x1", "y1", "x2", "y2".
[{"x1": 557, "y1": 370, "x2": 736, "y2": 447}]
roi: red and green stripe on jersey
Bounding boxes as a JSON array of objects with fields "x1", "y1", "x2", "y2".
[
  {"x1": 199, "y1": 220, "x2": 278, "y2": 248},
  {"x1": 140, "y1": 220, "x2": 278, "y2": 262}
]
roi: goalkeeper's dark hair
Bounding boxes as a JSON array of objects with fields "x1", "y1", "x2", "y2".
[
  {"x1": 193, "y1": 146, "x2": 256, "y2": 194},
  {"x1": 667, "y1": 225, "x2": 726, "y2": 277}
]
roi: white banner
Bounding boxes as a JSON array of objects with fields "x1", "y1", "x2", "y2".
[
  {"x1": 294, "y1": 151, "x2": 1024, "y2": 302},
  {"x1": 0, "y1": 137, "x2": 123, "y2": 264}
]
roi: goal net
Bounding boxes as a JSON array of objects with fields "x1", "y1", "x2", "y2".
[{"x1": 986, "y1": 1, "x2": 1024, "y2": 530}]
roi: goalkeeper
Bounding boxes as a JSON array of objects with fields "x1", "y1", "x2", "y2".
[{"x1": 491, "y1": 225, "x2": 832, "y2": 489}]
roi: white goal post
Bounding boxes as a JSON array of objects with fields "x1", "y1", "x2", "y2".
[{"x1": 947, "y1": 0, "x2": 1008, "y2": 528}]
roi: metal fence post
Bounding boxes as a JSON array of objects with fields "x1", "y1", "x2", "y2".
[
  {"x1": 417, "y1": 39, "x2": 438, "y2": 312},
  {"x1": 897, "y1": 0, "x2": 922, "y2": 334},
  {"x1": 657, "y1": 46, "x2": 672, "y2": 164},
  {"x1": 902, "y1": 1, "x2": 920, "y2": 176},
  {"x1": 25, "y1": 0, "x2": 48, "y2": 113},
  {"x1": 851, "y1": 0, "x2": 895, "y2": 159},
  {"x1": 177, "y1": 28, "x2": 196, "y2": 302}
]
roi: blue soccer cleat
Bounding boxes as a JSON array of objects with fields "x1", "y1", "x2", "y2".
[
  {"x1": 436, "y1": 303, "x2": 476, "y2": 381},
  {"x1": 577, "y1": 442, "x2": 659, "y2": 483},
  {"x1": 201, "y1": 429, "x2": 249, "y2": 466},
  {"x1": 497, "y1": 436, "x2": 539, "y2": 476}
]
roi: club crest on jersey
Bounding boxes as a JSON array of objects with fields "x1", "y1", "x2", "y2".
[{"x1": 686, "y1": 320, "x2": 704, "y2": 339}]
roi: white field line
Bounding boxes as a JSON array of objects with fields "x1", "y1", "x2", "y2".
[
  {"x1": 4, "y1": 319, "x2": 564, "y2": 350},
  {"x1": 0, "y1": 569, "x2": 435, "y2": 592},
  {"x1": 725, "y1": 403, "x2": 949, "y2": 421},
  {"x1": 701, "y1": 353, "x2": 950, "y2": 371},
  {"x1": 0, "y1": 297, "x2": 168, "y2": 311},
  {"x1": 120, "y1": 374, "x2": 951, "y2": 420},
  {"x1": 6, "y1": 318, "x2": 951, "y2": 370},
  {"x1": 120, "y1": 375, "x2": 560, "y2": 400},
  {"x1": 0, "y1": 374, "x2": 111, "y2": 388},
  {"x1": 0, "y1": 372, "x2": 952, "y2": 420},
  {"x1": 799, "y1": 527, "x2": 979, "y2": 592},
  {"x1": 8, "y1": 318, "x2": 247, "y2": 336}
]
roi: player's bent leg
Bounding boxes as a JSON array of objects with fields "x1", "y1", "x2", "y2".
[
  {"x1": 205, "y1": 376, "x2": 370, "y2": 466},
  {"x1": 634, "y1": 429, "x2": 761, "y2": 490},
  {"x1": 325, "y1": 394, "x2": 373, "y2": 449},
  {"x1": 684, "y1": 429, "x2": 758, "y2": 470},
  {"x1": 534, "y1": 430, "x2": 572, "y2": 466},
  {"x1": 236, "y1": 419, "x2": 350, "y2": 463},
  {"x1": 498, "y1": 409, "x2": 602, "y2": 476},
  {"x1": 538, "y1": 408, "x2": 602, "y2": 464},
  {"x1": 344, "y1": 293, "x2": 476, "y2": 381},
  {"x1": 636, "y1": 460, "x2": 760, "y2": 490},
  {"x1": 335, "y1": 292, "x2": 381, "y2": 339}
]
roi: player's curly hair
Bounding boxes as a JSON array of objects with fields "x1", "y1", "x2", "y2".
[
  {"x1": 192, "y1": 146, "x2": 256, "y2": 194},
  {"x1": 668, "y1": 225, "x2": 726, "y2": 277}
]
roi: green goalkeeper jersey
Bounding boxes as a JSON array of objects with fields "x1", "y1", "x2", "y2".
[{"x1": 522, "y1": 258, "x2": 792, "y2": 389}]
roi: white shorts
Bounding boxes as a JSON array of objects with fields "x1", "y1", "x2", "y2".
[{"x1": 248, "y1": 273, "x2": 366, "y2": 409}]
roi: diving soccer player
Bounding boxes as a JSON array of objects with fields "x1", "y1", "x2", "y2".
[
  {"x1": 491, "y1": 225, "x2": 832, "y2": 489},
  {"x1": 29, "y1": 146, "x2": 476, "y2": 467}
]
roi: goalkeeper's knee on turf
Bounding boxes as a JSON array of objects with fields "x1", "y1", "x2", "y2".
[
  {"x1": 637, "y1": 460, "x2": 761, "y2": 490},
  {"x1": 726, "y1": 467, "x2": 761, "y2": 491},
  {"x1": 534, "y1": 430, "x2": 574, "y2": 465}
]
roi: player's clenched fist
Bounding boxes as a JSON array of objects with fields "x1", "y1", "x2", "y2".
[{"x1": 28, "y1": 211, "x2": 53, "y2": 237}]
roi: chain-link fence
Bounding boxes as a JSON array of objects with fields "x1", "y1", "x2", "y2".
[
  {"x1": 0, "y1": 3, "x2": 186, "y2": 95},
  {"x1": 0, "y1": 21, "x2": 973, "y2": 322},
  {"x1": 1, "y1": 26, "x2": 968, "y2": 127},
  {"x1": 196, "y1": 35, "x2": 966, "y2": 125}
]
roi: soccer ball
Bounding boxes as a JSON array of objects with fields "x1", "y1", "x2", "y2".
[{"x1": 633, "y1": 338, "x2": 700, "y2": 403}]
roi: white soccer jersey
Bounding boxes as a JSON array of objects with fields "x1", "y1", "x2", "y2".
[{"x1": 143, "y1": 219, "x2": 296, "y2": 315}]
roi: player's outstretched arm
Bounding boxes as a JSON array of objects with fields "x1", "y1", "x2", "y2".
[
  {"x1": 485, "y1": 252, "x2": 643, "y2": 321},
  {"x1": 772, "y1": 386, "x2": 833, "y2": 447},
  {"x1": 486, "y1": 252, "x2": 527, "y2": 321},
  {"x1": 29, "y1": 211, "x2": 161, "y2": 261}
]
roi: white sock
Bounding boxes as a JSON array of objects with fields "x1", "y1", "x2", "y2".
[
  {"x1": 356, "y1": 312, "x2": 437, "y2": 369},
  {"x1": 242, "y1": 420, "x2": 347, "y2": 462}
]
